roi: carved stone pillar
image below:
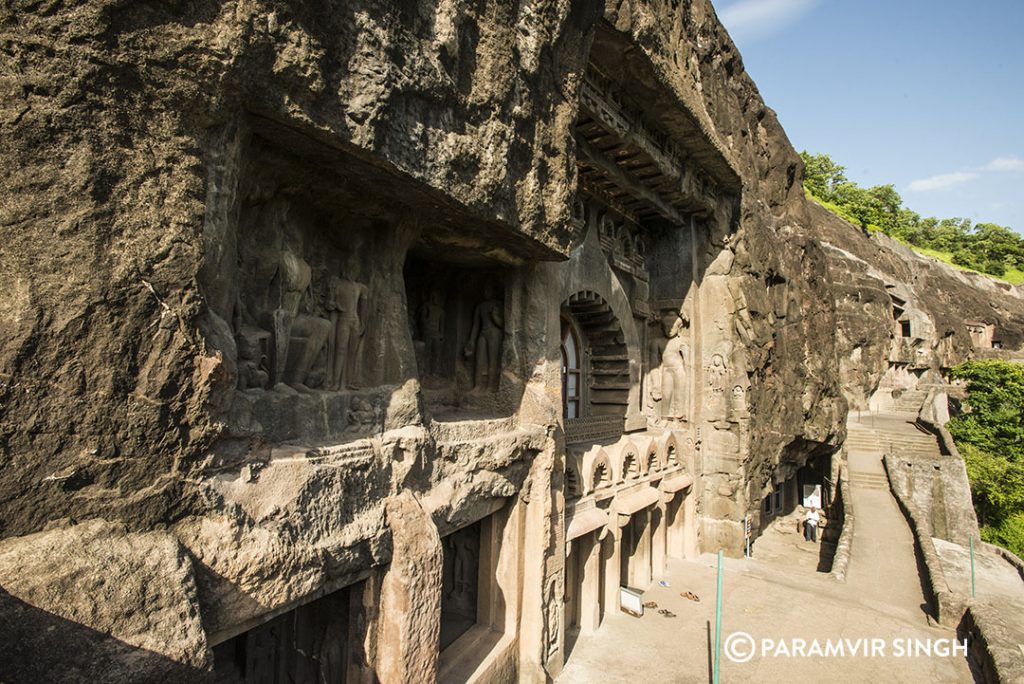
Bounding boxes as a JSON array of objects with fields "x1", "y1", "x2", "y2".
[
  {"x1": 579, "y1": 532, "x2": 602, "y2": 635},
  {"x1": 652, "y1": 503, "x2": 668, "y2": 578},
  {"x1": 375, "y1": 492, "x2": 443, "y2": 684},
  {"x1": 631, "y1": 508, "x2": 652, "y2": 589},
  {"x1": 603, "y1": 526, "x2": 622, "y2": 615}
]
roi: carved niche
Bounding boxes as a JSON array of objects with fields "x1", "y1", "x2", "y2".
[
  {"x1": 404, "y1": 254, "x2": 506, "y2": 398},
  {"x1": 233, "y1": 195, "x2": 371, "y2": 395}
]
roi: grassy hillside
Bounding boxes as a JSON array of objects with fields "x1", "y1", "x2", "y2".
[{"x1": 807, "y1": 194, "x2": 1024, "y2": 285}]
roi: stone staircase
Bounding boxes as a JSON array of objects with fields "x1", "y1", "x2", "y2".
[
  {"x1": 847, "y1": 471, "x2": 889, "y2": 490},
  {"x1": 893, "y1": 389, "x2": 929, "y2": 414},
  {"x1": 846, "y1": 416, "x2": 941, "y2": 460}
]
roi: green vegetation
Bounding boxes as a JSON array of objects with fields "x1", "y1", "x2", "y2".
[
  {"x1": 908, "y1": 245, "x2": 1024, "y2": 285},
  {"x1": 947, "y1": 360, "x2": 1024, "y2": 557},
  {"x1": 801, "y1": 151, "x2": 1024, "y2": 282}
]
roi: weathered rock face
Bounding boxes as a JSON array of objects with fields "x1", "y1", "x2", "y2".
[
  {"x1": 3, "y1": 0, "x2": 1021, "y2": 681},
  {"x1": 0, "y1": 0, "x2": 602, "y2": 538},
  {"x1": 601, "y1": 0, "x2": 847, "y2": 508},
  {"x1": 803, "y1": 202, "x2": 1024, "y2": 410},
  {"x1": 0, "y1": 520, "x2": 208, "y2": 682}
]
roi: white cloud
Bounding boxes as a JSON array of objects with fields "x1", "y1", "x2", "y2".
[
  {"x1": 906, "y1": 171, "x2": 979, "y2": 193},
  {"x1": 984, "y1": 156, "x2": 1024, "y2": 172},
  {"x1": 719, "y1": 0, "x2": 821, "y2": 42},
  {"x1": 906, "y1": 154, "x2": 1024, "y2": 193}
]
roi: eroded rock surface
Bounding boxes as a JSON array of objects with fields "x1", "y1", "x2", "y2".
[{"x1": 1, "y1": 0, "x2": 1022, "y2": 681}]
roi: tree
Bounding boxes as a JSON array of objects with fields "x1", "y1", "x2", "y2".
[
  {"x1": 867, "y1": 184, "x2": 902, "y2": 233},
  {"x1": 930, "y1": 217, "x2": 971, "y2": 252},
  {"x1": 948, "y1": 360, "x2": 1024, "y2": 460},
  {"x1": 800, "y1": 151, "x2": 847, "y2": 202},
  {"x1": 948, "y1": 360, "x2": 1024, "y2": 556},
  {"x1": 971, "y1": 222, "x2": 1024, "y2": 268},
  {"x1": 802, "y1": 150, "x2": 1023, "y2": 280},
  {"x1": 833, "y1": 181, "x2": 881, "y2": 230}
]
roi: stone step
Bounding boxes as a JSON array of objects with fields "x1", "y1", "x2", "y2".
[
  {"x1": 849, "y1": 481, "x2": 889, "y2": 490},
  {"x1": 849, "y1": 472, "x2": 888, "y2": 479},
  {"x1": 846, "y1": 437, "x2": 937, "y2": 448},
  {"x1": 848, "y1": 445, "x2": 937, "y2": 453},
  {"x1": 847, "y1": 431, "x2": 934, "y2": 440},
  {"x1": 856, "y1": 431, "x2": 934, "y2": 438}
]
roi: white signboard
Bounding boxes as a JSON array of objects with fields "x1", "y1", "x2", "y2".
[
  {"x1": 620, "y1": 586, "x2": 644, "y2": 616},
  {"x1": 802, "y1": 484, "x2": 822, "y2": 509}
]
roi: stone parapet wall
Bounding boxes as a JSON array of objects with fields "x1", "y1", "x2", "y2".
[
  {"x1": 959, "y1": 602, "x2": 1024, "y2": 684},
  {"x1": 829, "y1": 461, "x2": 854, "y2": 582},
  {"x1": 883, "y1": 454, "x2": 966, "y2": 627}
]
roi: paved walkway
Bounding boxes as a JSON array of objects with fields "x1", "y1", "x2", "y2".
[
  {"x1": 557, "y1": 555, "x2": 974, "y2": 683},
  {"x1": 745, "y1": 512, "x2": 830, "y2": 574},
  {"x1": 558, "y1": 412, "x2": 976, "y2": 683},
  {"x1": 845, "y1": 413, "x2": 935, "y2": 622}
]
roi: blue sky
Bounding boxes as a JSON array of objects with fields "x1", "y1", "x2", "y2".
[{"x1": 716, "y1": 0, "x2": 1024, "y2": 233}]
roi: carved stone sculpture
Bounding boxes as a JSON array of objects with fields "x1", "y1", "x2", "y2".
[
  {"x1": 657, "y1": 311, "x2": 689, "y2": 424},
  {"x1": 543, "y1": 576, "x2": 560, "y2": 658},
  {"x1": 325, "y1": 268, "x2": 368, "y2": 391},
  {"x1": 464, "y1": 282, "x2": 504, "y2": 392},
  {"x1": 266, "y1": 246, "x2": 332, "y2": 393},
  {"x1": 705, "y1": 353, "x2": 729, "y2": 419},
  {"x1": 236, "y1": 326, "x2": 270, "y2": 391},
  {"x1": 420, "y1": 284, "x2": 445, "y2": 376},
  {"x1": 731, "y1": 384, "x2": 748, "y2": 418},
  {"x1": 450, "y1": 531, "x2": 476, "y2": 609}
]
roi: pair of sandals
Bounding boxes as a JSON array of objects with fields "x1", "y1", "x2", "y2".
[
  {"x1": 641, "y1": 600, "x2": 676, "y2": 617},
  {"x1": 680, "y1": 591, "x2": 700, "y2": 602}
]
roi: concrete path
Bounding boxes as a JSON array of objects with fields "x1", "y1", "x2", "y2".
[
  {"x1": 745, "y1": 512, "x2": 831, "y2": 575},
  {"x1": 558, "y1": 411, "x2": 976, "y2": 683},
  {"x1": 845, "y1": 412, "x2": 935, "y2": 621},
  {"x1": 557, "y1": 556, "x2": 974, "y2": 683}
]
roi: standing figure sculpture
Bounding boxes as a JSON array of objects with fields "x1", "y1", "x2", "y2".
[
  {"x1": 269, "y1": 246, "x2": 332, "y2": 392},
  {"x1": 449, "y1": 530, "x2": 478, "y2": 612},
  {"x1": 658, "y1": 310, "x2": 690, "y2": 425},
  {"x1": 420, "y1": 284, "x2": 446, "y2": 376},
  {"x1": 705, "y1": 353, "x2": 729, "y2": 420},
  {"x1": 325, "y1": 263, "x2": 368, "y2": 391},
  {"x1": 464, "y1": 282, "x2": 504, "y2": 392}
]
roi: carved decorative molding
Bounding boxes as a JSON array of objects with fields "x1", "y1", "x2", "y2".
[{"x1": 566, "y1": 415, "x2": 625, "y2": 445}]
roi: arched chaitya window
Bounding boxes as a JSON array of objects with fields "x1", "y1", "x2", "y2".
[{"x1": 561, "y1": 320, "x2": 582, "y2": 419}]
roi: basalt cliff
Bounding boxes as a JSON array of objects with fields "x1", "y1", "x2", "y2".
[{"x1": 1, "y1": 1, "x2": 1021, "y2": 681}]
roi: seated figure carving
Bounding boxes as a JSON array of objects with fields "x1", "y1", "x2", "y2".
[
  {"x1": 236, "y1": 326, "x2": 271, "y2": 391},
  {"x1": 264, "y1": 246, "x2": 331, "y2": 393}
]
